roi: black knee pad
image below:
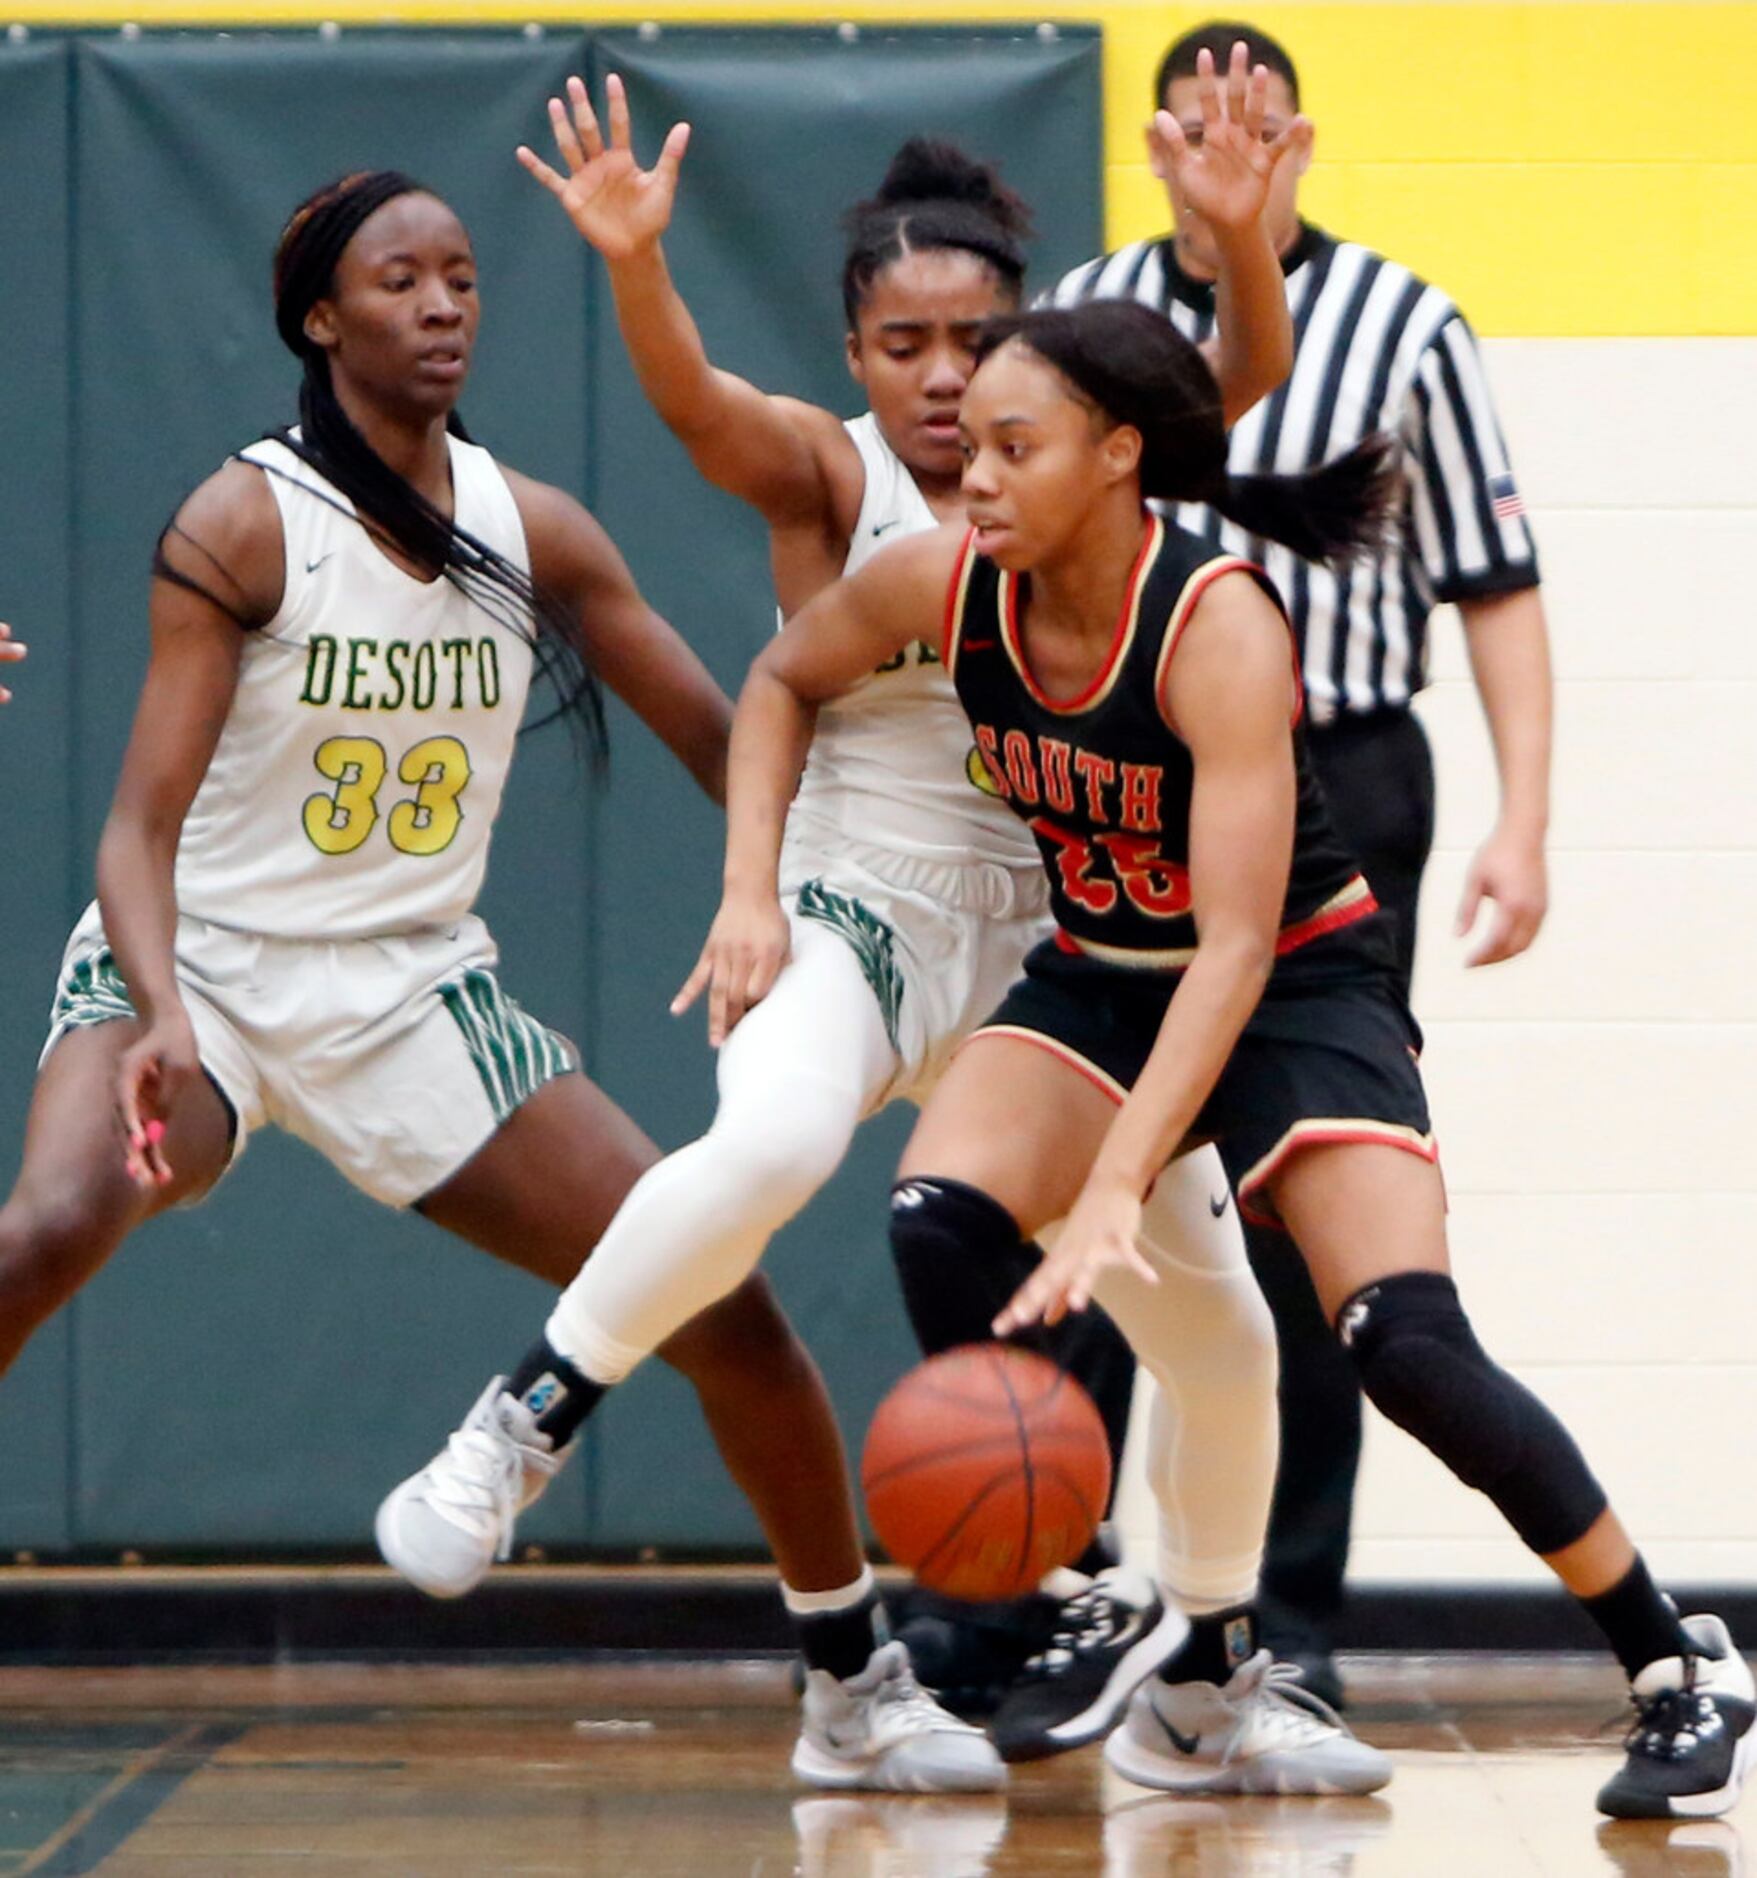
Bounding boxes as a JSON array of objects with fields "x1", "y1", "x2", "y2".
[
  {"x1": 1338, "y1": 1270, "x2": 1606, "y2": 1555},
  {"x1": 888, "y1": 1177, "x2": 1136, "y2": 1485},
  {"x1": 889, "y1": 1176, "x2": 1033, "y2": 1356}
]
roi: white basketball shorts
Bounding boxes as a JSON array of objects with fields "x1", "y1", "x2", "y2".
[{"x1": 42, "y1": 902, "x2": 577, "y2": 1208}]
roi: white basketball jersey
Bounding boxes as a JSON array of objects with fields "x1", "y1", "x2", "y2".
[
  {"x1": 174, "y1": 434, "x2": 535, "y2": 941},
  {"x1": 788, "y1": 413, "x2": 1036, "y2": 868}
]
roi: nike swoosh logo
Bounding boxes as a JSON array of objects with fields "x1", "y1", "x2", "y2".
[
  {"x1": 870, "y1": 519, "x2": 903, "y2": 538},
  {"x1": 1209, "y1": 1191, "x2": 1231, "y2": 1218},
  {"x1": 963, "y1": 637, "x2": 997, "y2": 651},
  {"x1": 1156, "y1": 1714, "x2": 1204, "y2": 1756},
  {"x1": 306, "y1": 554, "x2": 333, "y2": 574}
]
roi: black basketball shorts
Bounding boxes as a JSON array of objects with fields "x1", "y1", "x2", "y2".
[{"x1": 976, "y1": 932, "x2": 1436, "y2": 1229}]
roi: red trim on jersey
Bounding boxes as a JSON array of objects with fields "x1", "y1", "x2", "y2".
[
  {"x1": 1051, "y1": 877, "x2": 1376, "y2": 971},
  {"x1": 1001, "y1": 512, "x2": 1162, "y2": 715},
  {"x1": 1238, "y1": 1119, "x2": 1440, "y2": 1229},
  {"x1": 1154, "y1": 557, "x2": 1301, "y2": 730},
  {"x1": 963, "y1": 1024, "x2": 1127, "y2": 1107},
  {"x1": 940, "y1": 527, "x2": 980, "y2": 673},
  {"x1": 1274, "y1": 878, "x2": 1379, "y2": 956}
]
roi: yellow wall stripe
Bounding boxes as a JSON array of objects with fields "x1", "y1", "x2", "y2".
[{"x1": 7, "y1": 2, "x2": 1754, "y2": 335}]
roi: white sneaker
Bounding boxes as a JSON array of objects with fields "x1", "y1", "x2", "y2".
[
  {"x1": 374, "y1": 1377, "x2": 567, "y2": 1599},
  {"x1": 1104, "y1": 1650, "x2": 1392, "y2": 1796},
  {"x1": 792, "y1": 1640, "x2": 1007, "y2": 1793}
]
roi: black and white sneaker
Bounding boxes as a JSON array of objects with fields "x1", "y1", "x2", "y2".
[
  {"x1": 987, "y1": 1565, "x2": 1189, "y2": 1763},
  {"x1": 1598, "y1": 1613, "x2": 1755, "y2": 1819}
]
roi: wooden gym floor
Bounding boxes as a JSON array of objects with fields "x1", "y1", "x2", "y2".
[{"x1": 0, "y1": 1654, "x2": 1749, "y2": 1876}]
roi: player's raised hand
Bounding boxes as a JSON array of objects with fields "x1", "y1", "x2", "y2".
[
  {"x1": 1148, "y1": 41, "x2": 1311, "y2": 238},
  {"x1": 517, "y1": 73, "x2": 690, "y2": 263},
  {"x1": 672, "y1": 888, "x2": 791, "y2": 1048},
  {"x1": 0, "y1": 622, "x2": 26, "y2": 704}
]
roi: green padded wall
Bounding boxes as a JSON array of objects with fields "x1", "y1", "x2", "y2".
[
  {"x1": 0, "y1": 24, "x2": 1100, "y2": 1557},
  {"x1": 0, "y1": 40, "x2": 77, "y2": 1552}
]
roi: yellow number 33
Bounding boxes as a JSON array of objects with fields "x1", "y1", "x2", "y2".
[{"x1": 303, "y1": 735, "x2": 472, "y2": 858}]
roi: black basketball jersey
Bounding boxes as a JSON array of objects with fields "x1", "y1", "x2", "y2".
[{"x1": 945, "y1": 513, "x2": 1375, "y2": 972}]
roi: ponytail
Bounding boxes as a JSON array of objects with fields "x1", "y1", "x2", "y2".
[
  {"x1": 1216, "y1": 442, "x2": 1399, "y2": 567},
  {"x1": 974, "y1": 301, "x2": 1397, "y2": 569}
]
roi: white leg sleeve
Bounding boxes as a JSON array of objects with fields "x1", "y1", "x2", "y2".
[
  {"x1": 1088, "y1": 1145, "x2": 1278, "y2": 1613},
  {"x1": 544, "y1": 918, "x2": 898, "y2": 1383}
]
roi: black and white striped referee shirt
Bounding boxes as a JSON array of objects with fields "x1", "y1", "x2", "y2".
[{"x1": 1047, "y1": 224, "x2": 1540, "y2": 725}]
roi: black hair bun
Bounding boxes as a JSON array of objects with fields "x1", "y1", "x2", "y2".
[{"x1": 865, "y1": 137, "x2": 1033, "y2": 239}]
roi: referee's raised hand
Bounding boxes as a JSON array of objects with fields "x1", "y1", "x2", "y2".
[
  {"x1": 518, "y1": 73, "x2": 690, "y2": 264},
  {"x1": 1148, "y1": 40, "x2": 1311, "y2": 238}
]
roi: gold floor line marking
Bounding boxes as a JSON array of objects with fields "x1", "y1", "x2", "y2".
[{"x1": 15, "y1": 1721, "x2": 205, "y2": 1875}]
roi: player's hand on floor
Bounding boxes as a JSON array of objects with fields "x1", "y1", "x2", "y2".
[
  {"x1": 993, "y1": 1178, "x2": 1154, "y2": 1333},
  {"x1": 0, "y1": 622, "x2": 25, "y2": 703},
  {"x1": 1148, "y1": 40, "x2": 1311, "y2": 238},
  {"x1": 518, "y1": 72, "x2": 690, "y2": 263},
  {"x1": 1456, "y1": 820, "x2": 1547, "y2": 966},
  {"x1": 672, "y1": 889, "x2": 791, "y2": 1047},
  {"x1": 116, "y1": 1011, "x2": 201, "y2": 1188}
]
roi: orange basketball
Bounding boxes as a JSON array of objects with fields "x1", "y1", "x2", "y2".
[{"x1": 860, "y1": 1344, "x2": 1112, "y2": 1602}]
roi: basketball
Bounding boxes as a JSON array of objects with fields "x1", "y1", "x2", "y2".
[{"x1": 860, "y1": 1344, "x2": 1112, "y2": 1602}]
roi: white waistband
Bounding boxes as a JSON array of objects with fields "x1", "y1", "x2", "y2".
[{"x1": 782, "y1": 821, "x2": 1049, "y2": 920}]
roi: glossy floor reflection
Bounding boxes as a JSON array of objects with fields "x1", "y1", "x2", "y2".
[{"x1": 0, "y1": 1655, "x2": 1747, "y2": 1874}]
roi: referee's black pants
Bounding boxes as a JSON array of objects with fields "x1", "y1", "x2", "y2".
[{"x1": 1221, "y1": 707, "x2": 1436, "y2": 1658}]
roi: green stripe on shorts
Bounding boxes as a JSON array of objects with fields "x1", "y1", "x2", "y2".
[
  {"x1": 440, "y1": 968, "x2": 578, "y2": 1125},
  {"x1": 51, "y1": 948, "x2": 136, "y2": 1033},
  {"x1": 795, "y1": 878, "x2": 905, "y2": 1055}
]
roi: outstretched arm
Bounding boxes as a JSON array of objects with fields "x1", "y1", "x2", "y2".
[
  {"x1": 1150, "y1": 42, "x2": 1308, "y2": 424},
  {"x1": 997, "y1": 573, "x2": 1296, "y2": 1329},
  {"x1": 514, "y1": 472, "x2": 732, "y2": 804},
  {"x1": 674, "y1": 525, "x2": 962, "y2": 1043},
  {"x1": 0, "y1": 622, "x2": 25, "y2": 703},
  {"x1": 520, "y1": 74, "x2": 859, "y2": 535}
]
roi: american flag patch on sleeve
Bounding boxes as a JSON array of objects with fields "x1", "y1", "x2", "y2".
[{"x1": 1488, "y1": 472, "x2": 1526, "y2": 521}]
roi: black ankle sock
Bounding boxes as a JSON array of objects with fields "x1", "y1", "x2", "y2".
[
  {"x1": 1580, "y1": 1557, "x2": 1692, "y2": 1679},
  {"x1": 1159, "y1": 1603, "x2": 1258, "y2": 1687},
  {"x1": 797, "y1": 1594, "x2": 887, "y2": 1683},
  {"x1": 507, "y1": 1338, "x2": 606, "y2": 1447}
]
